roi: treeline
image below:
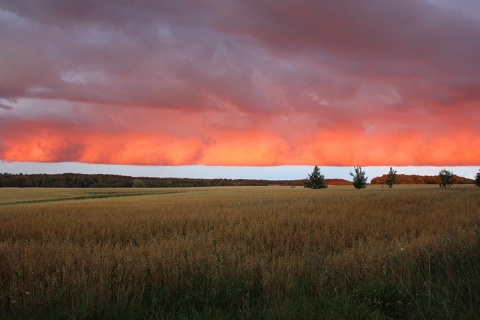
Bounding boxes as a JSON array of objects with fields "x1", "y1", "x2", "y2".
[
  {"x1": 0, "y1": 173, "x2": 354, "y2": 188},
  {"x1": 324, "y1": 178, "x2": 352, "y2": 185},
  {"x1": 1, "y1": 172, "x2": 474, "y2": 188},
  {"x1": 0, "y1": 173, "x2": 134, "y2": 188},
  {"x1": 371, "y1": 174, "x2": 474, "y2": 185},
  {"x1": 0, "y1": 173, "x2": 272, "y2": 188},
  {"x1": 0, "y1": 173, "x2": 306, "y2": 188}
]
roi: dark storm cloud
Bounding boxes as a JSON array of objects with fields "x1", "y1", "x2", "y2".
[{"x1": 0, "y1": 0, "x2": 479, "y2": 165}]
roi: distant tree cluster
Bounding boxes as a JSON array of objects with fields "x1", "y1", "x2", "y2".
[
  {"x1": 324, "y1": 179, "x2": 351, "y2": 186},
  {"x1": 0, "y1": 173, "x2": 133, "y2": 188},
  {"x1": 371, "y1": 173, "x2": 474, "y2": 185},
  {"x1": 0, "y1": 173, "x2": 309, "y2": 188},
  {"x1": 1, "y1": 168, "x2": 478, "y2": 189},
  {"x1": 372, "y1": 174, "x2": 435, "y2": 185},
  {"x1": 305, "y1": 165, "x2": 369, "y2": 190},
  {"x1": 305, "y1": 166, "x2": 477, "y2": 190}
]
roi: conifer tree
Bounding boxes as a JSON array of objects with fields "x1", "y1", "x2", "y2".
[
  {"x1": 304, "y1": 166, "x2": 327, "y2": 189},
  {"x1": 475, "y1": 169, "x2": 480, "y2": 188},
  {"x1": 386, "y1": 167, "x2": 397, "y2": 188},
  {"x1": 438, "y1": 168, "x2": 454, "y2": 188},
  {"x1": 350, "y1": 166, "x2": 368, "y2": 189}
]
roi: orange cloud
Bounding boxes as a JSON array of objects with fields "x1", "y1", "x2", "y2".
[{"x1": 1, "y1": 109, "x2": 479, "y2": 166}]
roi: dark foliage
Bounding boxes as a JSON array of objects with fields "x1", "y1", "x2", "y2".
[
  {"x1": 0, "y1": 173, "x2": 353, "y2": 188},
  {"x1": 0, "y1": 173, "x2": 132, "y2": 188},
  {"x1": 439, "y1": 169, "x2": 454, "y2": 188},
  {"x1": 385, "y1": 167, "x2": 397, "y2": 188},
  {"x1": 371, "y1": 174, "x2": 473, "y2": 185},
  {"x1": 475, "y1": 170, "x2": 480, "y2": 188},
  {"x1": 304, "y1": 166, "x2": 327, "y2": 189},
  {"x1": 350, "y1": 166, "x2": 368, "y2": 189},
  {"x1": 325, "y1": 178, "x2": 352, "y2": 185}
]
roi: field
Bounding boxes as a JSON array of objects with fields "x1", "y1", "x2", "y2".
[{"x1": 1, "y1": 185, "x2": 479, "y2": 319}]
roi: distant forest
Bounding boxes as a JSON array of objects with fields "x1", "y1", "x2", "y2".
[
  {"x1": 370, "y1": 173, "x2": 474, "y2": 185},
  {"x1": 0, "y1": 172, "x2": 473, "y2": 188},
  {"x1": 0, "y1": 173, "x2": 305, "y2": 188}
]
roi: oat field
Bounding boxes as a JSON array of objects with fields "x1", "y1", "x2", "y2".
[{"x1": 1, "y1": 185, "x2": 479, "y2": 319}]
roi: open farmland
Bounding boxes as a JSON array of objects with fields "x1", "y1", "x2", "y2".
[{"x1": 1, "y1": 185, "x2": 479, "y2": 319}]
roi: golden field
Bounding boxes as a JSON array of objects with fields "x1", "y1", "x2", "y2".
[{"x1": 0, "y1": 185, "x2": 479, "y2": 319}]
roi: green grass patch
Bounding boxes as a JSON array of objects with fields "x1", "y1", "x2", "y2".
[{"x1": 0, "y1": 189, "x2": 181, "y2": 206}]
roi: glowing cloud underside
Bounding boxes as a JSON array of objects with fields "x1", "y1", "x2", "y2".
[{"x1": 0, "y1": 0, "x2": 480, "y2": 166}]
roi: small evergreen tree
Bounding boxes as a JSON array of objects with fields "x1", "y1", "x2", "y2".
[
  {"x1": 386, "y1": 167, "x2": 397, "y2": 188},
  {"x1": 475, "y1": 169, "x2": 480, "y2": 188},
  {"x1": 350, "y1": 166, "x2": 368, "y2": 189},
  {"x1": 438, "y1": 168, "x2": 454, "y2": 188},
  {"x1": 304, "y1": 166, "x2": 327, "y2": 189}
]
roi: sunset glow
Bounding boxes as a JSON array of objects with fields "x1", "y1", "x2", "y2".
[{"x1": 1, "y1": 0, "x2": 480, "y2": 168}]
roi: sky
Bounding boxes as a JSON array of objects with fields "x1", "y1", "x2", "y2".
[{"x1": 0, "y1": 0, "x2": 479, "y2": 180}]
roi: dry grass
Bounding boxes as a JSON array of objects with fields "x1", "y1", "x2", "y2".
[{"x1": 0, "y1": 185, "x2": 479, "y2": 319}]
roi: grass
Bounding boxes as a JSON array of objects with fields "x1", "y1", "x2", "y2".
[
  {"x1": 0, "y1": 185, "x2": 479, "y2": 319},
  {"x1": 0, "y1": 188, "x2": 180, "y2": 205}
]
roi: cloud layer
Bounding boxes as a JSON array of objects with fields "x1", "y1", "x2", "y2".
[{"x1": 1, "y1": 0, "x2": 479, "y2": 166}]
